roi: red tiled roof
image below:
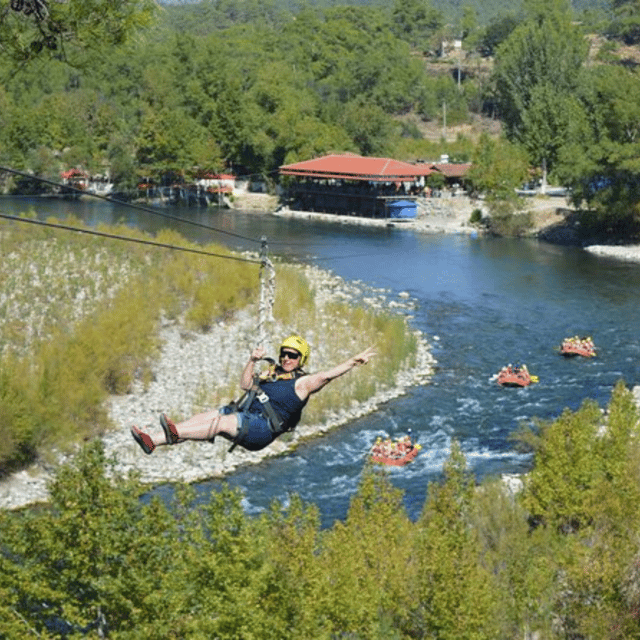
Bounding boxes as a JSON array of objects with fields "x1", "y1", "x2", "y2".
[
  {"x1": 431, "y1": 163, "x2": 472, "y2": 178},
  {"x1": 280, "y1": 153, "x2": 434, "y2": 181},
  {"x1": 196, "y1": 172, "x2": 235, "y2": 180},
  {"x1": 61, "y1": 168, "x2": 88, "y2": 179}
]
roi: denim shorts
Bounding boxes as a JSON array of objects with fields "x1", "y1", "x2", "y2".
[{"x1": 221, "y1": 405, "x2": 276, "y2": 451}]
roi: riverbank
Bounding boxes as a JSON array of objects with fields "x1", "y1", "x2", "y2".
[
  {"x1": 237, "y1": 192, "x2": 640, "y2": 265},
  {"x1": 236, "y1": 191, "x2": 574, "y2": 237},
  {"x1": 584, "y1": 244, "x2": 640, "y2": 262},
  {"x1": 0, "y1": 265, "x2": 435, "y2": 510}
]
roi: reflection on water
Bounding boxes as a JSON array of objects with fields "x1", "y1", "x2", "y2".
[{"x1": 4, "y1": 196, "x2": 640, "y2": 527}]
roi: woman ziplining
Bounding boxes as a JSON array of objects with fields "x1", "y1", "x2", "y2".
[{"x1": 131, "y1": 335, "x2": 376, "y2": 454}]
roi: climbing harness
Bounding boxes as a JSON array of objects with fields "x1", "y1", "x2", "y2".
[
  {"x1": 207, "y1": 414, "x2": 221, "y2": 443},
  {"x1": 260, "y1": 362, "x2": 301, "y2": 382},
  {"x1": 225, "y1": 368, "x2": 293, "y2": 453}
]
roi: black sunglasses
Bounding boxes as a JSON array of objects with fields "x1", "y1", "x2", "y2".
[{"x1": 280, "y1": 349, "x2": 301, "y2": 360}]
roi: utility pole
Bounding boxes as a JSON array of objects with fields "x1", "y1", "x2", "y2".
[{"x1": 442, "y1": 101, "x2": 447, "y2": 140}]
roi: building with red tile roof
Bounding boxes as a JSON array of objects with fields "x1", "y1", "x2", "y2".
[
  {"x1": 279, "y1": 153, "x2": 470, "y2": 218},
  {"x1": 280, "y1": 153, "x2": 434, "y2": 182},
  {"x1": 433, "y1": 162, "x2": 472, "y2": 179}
]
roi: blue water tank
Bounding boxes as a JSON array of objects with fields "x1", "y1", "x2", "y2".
[{"x1": 388, "y1": 200, "x2": 417, "y2": 218}]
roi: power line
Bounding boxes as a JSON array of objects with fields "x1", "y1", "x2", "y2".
[
  {"x1": 0, "y1": 165, "x2": 263, "y2": 245},
  {"x1": 0, "y1": 165, "x2": 381, "y2": 257},
  {"x1": 0, "y1": 212, "x2": 261, "y2": 264}
]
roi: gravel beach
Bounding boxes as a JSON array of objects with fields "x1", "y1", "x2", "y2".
[{"x1": 584, "y1": 244, "x2": 640, "y2": 262}]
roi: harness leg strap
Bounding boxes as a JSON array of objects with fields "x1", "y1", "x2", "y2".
[
  {"x1": 207, "y1": 414, "x2": 221, "y2": 443},
  {"x1": 228, "y1": 413, "x2": 248, "y2": 453}
]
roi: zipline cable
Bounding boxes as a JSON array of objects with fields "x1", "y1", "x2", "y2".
[
  {"x1": 0, "y1": 212, "x2": 261, "y2": 264},
  {"x1": 0, "y1": 165, "x2": 389, "y2": 257},
  {"x1": 0, "y1": 165, "x2": 263, "y2": 245},
  {"x1": 0, "y1": 164, "x2": 334, "y2": 248}
]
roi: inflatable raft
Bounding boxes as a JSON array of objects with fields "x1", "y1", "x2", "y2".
[
  {"x1": 560, "y1": 336, "x2": 596, "y2": 358},
  {"x1": 496, "y1": 365, "x2": 537, "y2": 388},
  {"x1": 369, "y1": 436, "x2": 421, "y2": 466}
]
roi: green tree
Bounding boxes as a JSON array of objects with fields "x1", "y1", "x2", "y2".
[
  {"x1": 318, "y1": 469, "x2": 415, "y2": 637},
  {"x1": 478, "y1": 14, "x2": 519, "y2": 57},
  {"x1": 170, "y1": 485, "x2": 291, "y2": 639},
  {"x1": 391, "y1": 0, "x2": 444, "y2": 48},
  {"x1": 518, "y1": 382, "x2": 640, "y2": 536},
  {"x1": 135, "y1": 106, "x2": 220, "y2": 174},
  {"x1": 520, "y1": 400, "x2": 603, "y2": 532},
  {"x1": 471, "y1": 480, "x2": 558, "y2": 638},
  {"x1": 517, "y1": 383, "x2": 640, "y2": 636},
  {"x1": 557, "y1": 64, "x2": 640, "y2": 231},
  {"x1": 492, "y1": 4, "x2": 589, "y2": 176},
  {"x1": 260, "y1": 496, "x2": 324, "y2": 638},
  {"x1": 467, "y1": 132, "x2": 529, "y2": 200},
  {"x1": 341, "y1": 102, "x2": 398, "y2": 157},
  {"x1": 408, "y1": 441, "x2": 498, "y2": 639},
  {"x1": 0, "y1": 442, "x2": 191, "y2": 637},
  {"x1": 610, "y1": 0, "x2": 640, "y2": 43},
  {"x1": 460, "y1": 4, "x2": 480, "y2": 47},
  {"x1": 520, "y1": 82, "x2": 591, "y2": 189}
]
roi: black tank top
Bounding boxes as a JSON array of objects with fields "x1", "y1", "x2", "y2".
[{"x1": 249, "y1": 376, "x2": 308, "y2": 430}]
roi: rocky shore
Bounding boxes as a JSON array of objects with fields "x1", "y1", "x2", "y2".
[
  {"x1": 0, "y1": 265, "x2": 435, "y2": 510},
  {"x1": 249, "y1": 191, "x2": 640, "y2": 265},
  {"x1": 272, "y1": 195, "x2": 480, "y2": 236},
  {"x1": 584, "y1": 244, "x2": 640, "y2": 262}
]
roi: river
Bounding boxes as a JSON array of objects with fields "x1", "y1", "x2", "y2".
[{"x1": 5, "y1": 196, "x2": 640, "y2": 527}]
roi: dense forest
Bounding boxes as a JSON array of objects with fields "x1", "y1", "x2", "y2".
[
  {"x1": 158, "y1": 0, "x2": 614, "y2": 29},
  {"x1": 2, "y1": 0, "x2": 640, "y2": 229}
]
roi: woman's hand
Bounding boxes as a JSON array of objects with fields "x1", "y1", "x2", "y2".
[
  {"x1": 352, "y1": 346, "x2": 376, "y2": 366},
  {"x1": 241, "y1": 345, "x2": 266, "y2": 390}
]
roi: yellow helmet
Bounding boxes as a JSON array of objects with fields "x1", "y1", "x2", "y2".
[{"x1": 279, "y1": 335, "x2": 310, "y2": 367}]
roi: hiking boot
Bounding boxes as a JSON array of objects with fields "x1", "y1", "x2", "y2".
[
  {"x1": 131, "y1": 425, "x2": 155, "y2": 454},
  {"x1": 160, "y1": 413, "x2": 180, "y2": 445}
]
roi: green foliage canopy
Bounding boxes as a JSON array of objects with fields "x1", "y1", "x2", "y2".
[
  {"x1": 610, "y1": 0, "x2": 640, "y2": 43},
  {"x1": 0, "y1": 0, "x2": 155, "y2": 67},
  {"x1": 0, "y1": 1, "x2": 456, "y2": 181},
  {"x1": 491, "y1": 3, "x2": 589, "y2": 174},
  {"x1": 3, "y1": 383, "x2": 640, "y2": 638},
  {"x1": 467, "y1": 132, "x2": 529, "y2": 199},
  {"x1": 556, "y1": 64, "x2": 640, "y2": 230}
]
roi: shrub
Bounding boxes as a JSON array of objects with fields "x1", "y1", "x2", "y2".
[
  {"x1": 470, "y1": 207, "x2": 483, "y2": 224},
  {"x1": 486, "y1": 200, "x2": 533, "y2": 237},
  {"x1": 409, "y1": 442, "x2": 499, "y2": 638}
]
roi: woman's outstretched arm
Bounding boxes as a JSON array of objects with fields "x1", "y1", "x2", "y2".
[{"x1": 295, "y1": 346, "x2": 376, "y2": 401}]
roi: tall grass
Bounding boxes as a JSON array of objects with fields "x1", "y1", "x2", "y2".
[
  {"x1": 152, "y1": 228, "x2": 258, "y2": 329},
  {"x1": 0, "y1": 216, "x2": 258, "y2": 474}
]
